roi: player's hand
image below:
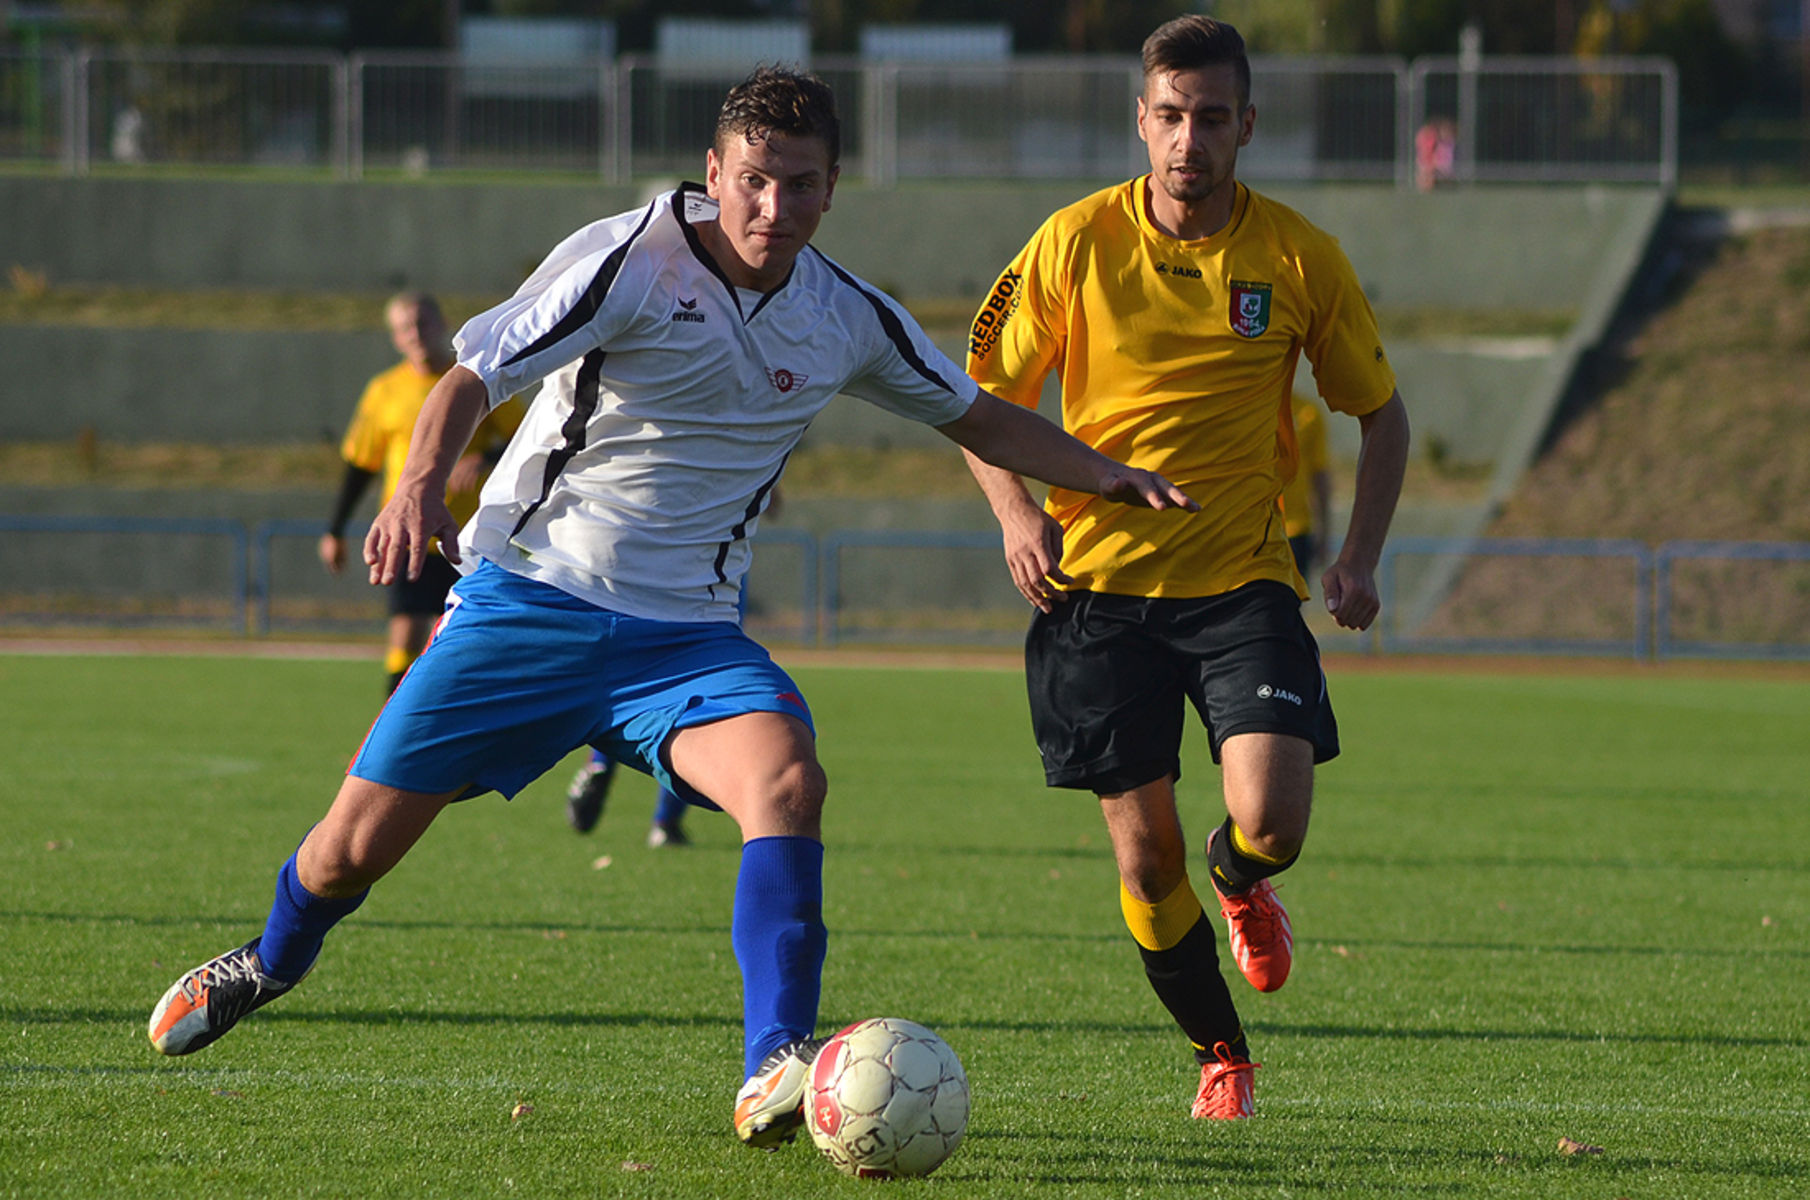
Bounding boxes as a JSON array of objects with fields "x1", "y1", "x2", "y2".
[
  {"x1": 998, "y1": 504, "x2": 1073, "y2": 613},
  {"x1": 1099, "y1": 466, "x2": 1198, "y2": 512},
  {"x1": 1321, "y1": 559, "x2": 1381, "y2": 631},
  {"x1": 364, "y1": 485, "x2": 461, "y2": 585},
  {"x1": 318, "y1": 533, "x2": 345, "y2": 575},
  {"x1": 446, "y1": 451, "x2": 486, "y2": 495}
]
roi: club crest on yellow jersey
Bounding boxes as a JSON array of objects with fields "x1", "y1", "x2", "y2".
[{"x1": 1229, "y1": 280, "x2": 1271, "y2": 338}]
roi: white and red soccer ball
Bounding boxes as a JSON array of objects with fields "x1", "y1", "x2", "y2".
[{"x1": 805, "y1": 1017, "x2": 969, "y2": 1179}]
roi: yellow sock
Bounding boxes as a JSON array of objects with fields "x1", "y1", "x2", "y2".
[
  {"x1": 383, "y1": 645, "x2": 414, "y2": 676},
  {"x1": 1230, "y1": 821, "x2": 1292, "y2": 866},
  {"x1": 1120, "y1": 876, "x2": 1205, "y2": 952}
]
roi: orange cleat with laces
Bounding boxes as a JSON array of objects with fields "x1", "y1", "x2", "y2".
[{"x1": 1191, "y1": 1042, "x2": 1258, "y2": 1119}]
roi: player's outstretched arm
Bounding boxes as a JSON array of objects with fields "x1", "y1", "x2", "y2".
[
  {"x1": 945, "y1": 392, "x2": 1195, "y2": 612},
  {"x1": 1322, "y1": 391, "x2": 1409, "y2": 631},
  {"x1": 364, "y1": 366, "x2": 490, "y2": 586},
  {"x1": 960, "y1": 446, "x2": 1072, "y2": 612},
  {"x1": 939, "y1": 392, "x2": 1197, "y2": 512}
]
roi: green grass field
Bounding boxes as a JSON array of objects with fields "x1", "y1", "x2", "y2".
[{"x1": 3, "y1": 652, "x2": 1806, "y2": 1198}]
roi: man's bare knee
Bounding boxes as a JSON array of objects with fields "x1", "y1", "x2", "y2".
[{"x1": 758, "y1": 757, "x2": 827, "y2": 830}]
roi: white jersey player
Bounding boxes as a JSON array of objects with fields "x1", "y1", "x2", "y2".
[
  {"x1": 458, "y1": 185, "x2": 977, "y2": 623},
  {"x1": 147, "y1": 67, "x2": 1196, "y2": 1155}
]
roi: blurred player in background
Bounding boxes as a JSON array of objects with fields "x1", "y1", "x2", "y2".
[
  {"x1": 563, "y1": 486, "x2": 782, "y2": 848},
  {"x1": 1283, "y1": 393, "x2": 1334, "y2": 581},
  {"x1": 964, "y1": 16, "x2": 1409, "y2": 1119},
  {"x1": 319, "y1": 292, "x2": 522, "y2": 693},
  {"x1": 566, "y1": 750, "x2": 690, "y2": 847},
  {"x1": 148, "y1": 67, "x2": 1195, "y2": 1152}
]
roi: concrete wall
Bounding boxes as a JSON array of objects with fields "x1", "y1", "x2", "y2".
[
  {"x1": 1, "y1": 174, "x2": 1662, "y2": 306},
  {"x1": 2, "y1": 176, "x2": 1668, "y2": 570},
  {"x1": 5, "y1": 326, "x2": 381, "y2": 443}
]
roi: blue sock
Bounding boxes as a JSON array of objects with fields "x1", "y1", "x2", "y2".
[
  {"x1": 653, "y1": 788, "x2": 687, "y2": 826},
  {"x1": 257, "y1": 853, "x2": 368, "y2": 984},
  {"x1": 732, "y1": 836, "x2": 827, "y2": 1078}
]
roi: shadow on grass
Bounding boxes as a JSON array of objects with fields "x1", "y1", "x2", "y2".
[
  {"x1": 2, "y1": 1005, "x2": 744, "y2": 1035},
  {"x1": 1, "y1": 907, "x2": 1128, "y2": 945},
  {"x1": 1257, "y1": 1018, "x2": 1808, "y2": 1051},
  {"x1": 1316, "y1": 850, "x2": 1810, "y2": 874},
  {"x1": 949, "y1": 1127, "x2": 1809, "y2": 1191},
  {"x1": 22, "y1": 1001, "x2": 1796, "y2": 1055},
  {"x1": 1310, "y1": 933, "x2": 1810, "y2": 961}
]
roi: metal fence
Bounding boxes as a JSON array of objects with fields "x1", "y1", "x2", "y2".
[
  {"x1": 0, "y1": 47, "x2": 1676, "y2": 186},
  {"x1": 2, "y1": 521, "x2": 1804, "y2": 660}
]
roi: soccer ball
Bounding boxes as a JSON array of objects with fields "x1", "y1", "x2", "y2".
[{"x1": 806, "y1": 1017, "x2": 969, "y2": 1179}]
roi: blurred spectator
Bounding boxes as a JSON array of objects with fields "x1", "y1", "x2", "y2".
[{"x1": 1415, "y1": 117, "x2": 1456, "y2": 191}]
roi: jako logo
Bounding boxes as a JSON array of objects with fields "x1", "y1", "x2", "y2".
[
  {"x1": 1157, "y1": 263, "x2": 1203, "y2": 279},
  {"x1": 767, "y1": 368, "x2": 809, "y2": 393},
  {"x1": 672, "y1": 297, "x2": 706, "y2": 324},
  {"x1": 1256, "y1": 684, "x2": 1303, "y2": 706}
]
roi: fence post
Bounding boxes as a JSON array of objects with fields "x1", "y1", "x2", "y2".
[
  {"x1": 1397, "y1": 60, "x2": 1421, "y2": 192},
  {"x1": 1658, "y1": 58, "x2": 1679, "y2": 190},
  {"x1": 820, "y1": 535, "x2": 842, "y2": 648},
  {"x1": 69, "y1": 48, "x2": 90, "y2": 176},
  {"x1": 1456, "y1": 26, "x2": 1480, "y2": 185},
  {"x1": 331, "y1": 58, "x2": 351, "y2": 180},
  {"x1": 1654, "y1": 547, "x2": 1673, "y2": 660},
  {"x1": 614, "y1": 58, "x2": 636, "y2": 183},
  {"x1": 862, "y1": 63, "x2": 897, "y2": 187}
]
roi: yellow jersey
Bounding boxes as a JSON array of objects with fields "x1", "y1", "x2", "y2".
[
  {"x1": 1281, "y1": 395, "x2": 1329, "y2": 539},
  {"x1": 967, "y1": 178, "x2": 1395, "y2": 600},
  {"x1": 340, "y1": 360, "x2": 523, "y2": 529}
]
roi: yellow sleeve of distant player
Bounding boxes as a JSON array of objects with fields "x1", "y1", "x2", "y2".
[
  {"x1": 338, "y1": 375, "x2": 391, "y2": 473},
  {"x1": 471, "y1": 394, "x2": 525, "y2": 456},
  {"x1": 1298, "y1": 400, "x2": 1329, "y2": 475},
  {"x1": 966, "y1": 219, "x2": 1066, "y2": 411},
  {"x1": 1300, "y1": 235, "x2": 1396, "y2": 419}
]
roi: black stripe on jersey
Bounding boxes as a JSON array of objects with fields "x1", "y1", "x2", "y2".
[
  {"x1": 711, "y1": 453, "x2": 789, "y2": 591},
  {"x1": 808, "y1": 248, "x2": 962, "y2": 395},
  {"x1": 509, "y1": 349, "x2": 606, "y2": 541},
  {"x1": 500, "y1": 202, "x2": 658, "y2": 370}
]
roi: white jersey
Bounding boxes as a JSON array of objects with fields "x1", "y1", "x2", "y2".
[{"x1": 453, "y1": 185, "x2": 978, "y2": 623}]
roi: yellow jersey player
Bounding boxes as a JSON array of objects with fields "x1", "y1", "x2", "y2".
[
  {"x1": 319, "y1": 293, "x2": 522, "y2": 692},
  {"x1": 1282, "y1": 393, "x2": 1334, "y2": 580},
  {"x1": 964, "y1": 16, "x2": 1410, "y2": 1119}
]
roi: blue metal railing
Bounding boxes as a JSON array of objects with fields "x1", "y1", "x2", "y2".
[
  {"x1": 820, "y1": 530, "x2": 1005, "y2": 648},
  {"x1": 6, "y1": 518, "x2": 1810, "y2": 660},
  {"x1": 0, "y1": 515, "x2": 249, "y2": 632},
  {"x1": 1379, "y1": 536, "x2": 1655, "y2": 659},
  {"x1": 1655, "y1": 541, "x2": 1810, "y2": 661}
]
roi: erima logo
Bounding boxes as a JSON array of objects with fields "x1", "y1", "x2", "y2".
[
  {"x1": 767, "y1": 368, "x2": 809, "y2": 394},
  {"x1": 1155, "y1": 263, "x2": 1202, "y2": 279},
  {"x1": 1256, "y1": 684, "x2": 1303, "y2": 706},
  {"x1": 671, "y1": 297, "x2": 706, "y2": 324}
]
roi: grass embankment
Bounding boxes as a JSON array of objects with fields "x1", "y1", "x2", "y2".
[
  {"x1": 1, "y1": 277, "x2": 1567, "y2": 503},
  {"x1": 1416, "y1": 222, "x2": 1810, "y2": 647}
]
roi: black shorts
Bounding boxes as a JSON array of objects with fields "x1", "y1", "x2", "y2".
[
  {"x1": 1024, "y1": 581, "x2": 1339, "y2": 793},
  {"x1": 387, "y1": 552, "x2": 461, "y2": 618}
]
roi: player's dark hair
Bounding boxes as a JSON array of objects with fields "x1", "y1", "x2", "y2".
[
  {"x1": 1142, "y1": 16, "x2": 1251, "y2": 110},
  {"x1": 715, "y1": 66, "x2": 841, "y2": 168}
]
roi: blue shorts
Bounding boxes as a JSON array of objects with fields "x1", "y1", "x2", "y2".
[{"x1": 349, "y1": 561, "x2": 814, "y2": 805}]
